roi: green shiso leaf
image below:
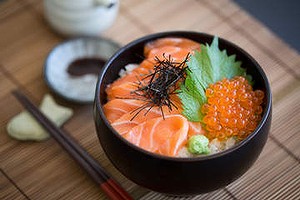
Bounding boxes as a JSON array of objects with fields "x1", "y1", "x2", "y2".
[{"x1": 178, "y1": 36, "x2": 249, "y2": 122}]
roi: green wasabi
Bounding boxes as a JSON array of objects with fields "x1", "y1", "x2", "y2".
[{"x1": 188, "y1": 135, "x2": 210, "y2": 154}]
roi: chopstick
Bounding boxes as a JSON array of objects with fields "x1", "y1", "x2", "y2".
[{"x1": 12, "y1": 90, "x2": 133, "y2": 200}]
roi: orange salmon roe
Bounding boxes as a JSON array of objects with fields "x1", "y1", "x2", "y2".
[{"x1": 202, "y1": 76, "x2": 264, "y2": 141}]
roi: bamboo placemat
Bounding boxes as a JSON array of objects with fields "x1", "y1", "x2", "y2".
[{"x1": 0, "y1": 0, "x2": 299, "y2": 199}]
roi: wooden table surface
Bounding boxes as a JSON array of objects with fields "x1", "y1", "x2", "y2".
[{"x1": 1, "y1": 0, "x2": 299, "y2": 199}]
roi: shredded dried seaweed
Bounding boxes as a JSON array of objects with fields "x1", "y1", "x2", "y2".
[{"x1": 130, "y1": 53, "x2": 190, "y2": 119}]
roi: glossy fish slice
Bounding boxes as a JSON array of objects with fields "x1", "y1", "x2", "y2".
[
  {"x1": 147, "y1": 46, "x2": 193, "y2": 62},
  {"x1": 123, "y1": 114, "x2": 189, "y2": 157},
  {"x1": 144, "y1": 37, "x2": 201, "y2": 57},
  {"x1": 105, "y1": 67, "x2": 152, "y2": 100},
  {"x1": 106, "y1": 82, "x2": 138, "y2": 100},
  {"x1": 111, "y1": 106, "x2": 178, "y2": 135},
  {"x1": 103, "y1": 99, "x2": 145, "y2": 123}
]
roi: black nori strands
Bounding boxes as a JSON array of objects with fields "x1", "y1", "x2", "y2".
[{"x1": 130, "y1": 53, "x2": 190, "y2": 119}]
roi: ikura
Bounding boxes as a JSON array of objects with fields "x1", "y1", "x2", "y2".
[{"x1": 202, "y1": 76, "x2": 264, "y2": 140}]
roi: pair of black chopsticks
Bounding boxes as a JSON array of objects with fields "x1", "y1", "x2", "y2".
[{"x1": 12, "y1": 90, "x2": 133, "y2": 200}]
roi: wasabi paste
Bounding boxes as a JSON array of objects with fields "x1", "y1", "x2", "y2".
[{"x1": 188, "y1": 135, "x2": 210, "y2": 154}]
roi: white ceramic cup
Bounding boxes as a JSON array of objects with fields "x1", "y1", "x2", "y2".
[{"x1": 43, "y1": 0, "x2": 119, "y2": 37}]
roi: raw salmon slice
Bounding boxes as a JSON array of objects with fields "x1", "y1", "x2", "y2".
[
  {"x1": 147, "y1": 46, "x2": 192, "y2": 63},
  {"x1": 123, "y1": 114, "x2": 189, "y2": 157},
  {"x1": 108, "y1": 66, "x2": 151, "y2": 90},
  {"x1": 106, "y1": 81, "x2": 139, "y2": 100},
  {"x1": 106, "y1": 67, "x2": 153, "y2": 99},
  {"x1": 106, "y1": 45, "x2": 197, "y2": 100},
  {"x1": 188, "y1": 121, "x2": 206, "y2": 137},
  {"x1": 111, "y1": 106, "x2": 178, "y2": 135},
  {"x1": 144, "y1": 37, "x2": 201, "y2": 57},
  {"x1": 103, "y1": 99, "x2": 145, "y2": 123}
]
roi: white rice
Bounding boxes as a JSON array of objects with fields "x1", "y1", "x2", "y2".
[{"x1": 118, "y1": 63, "x2": 139, "y2": 77}]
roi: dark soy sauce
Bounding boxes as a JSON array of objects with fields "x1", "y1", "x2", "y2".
[{"x1": 67, "y1": 57, "x2": 107, "y2": 76}]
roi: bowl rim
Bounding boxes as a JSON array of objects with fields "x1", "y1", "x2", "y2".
[
  {"x1": 95, "y1": 31, "x2": 272, "y2": 162},
  {"x1": 44, "y1": 36, "x2": 121, "y2": 104},
  {"x1": 45, "y1": 0, "x2": 119, "y2": 13}
]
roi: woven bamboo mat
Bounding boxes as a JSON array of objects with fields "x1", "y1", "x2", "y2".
[{"x1": 0, "y1": 0, "x2": 299, "y2": 199}]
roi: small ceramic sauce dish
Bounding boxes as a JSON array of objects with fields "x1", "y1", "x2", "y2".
[{"x1": 44, "y1": 37, "x2": 120, "y2": 103}]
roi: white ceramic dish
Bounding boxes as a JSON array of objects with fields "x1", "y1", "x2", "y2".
[
  {"x1": 44, "y1": 37, "x2": 120, "y2": 103},
  {"x1": 43, "y1": 0, "x2": 119, "y2": 37}
]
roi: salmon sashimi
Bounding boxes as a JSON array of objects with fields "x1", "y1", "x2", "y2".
[
  {"x1": 108, "y1": 66, "x2": 151, "y2": 90},
  {"x1": 188, "y1": 121, "x2": 206, "y2": 137},
  {"x1": 103, "y1": 37, "x2": 206, "y2": 157},
  {"x1": 147, "y1": 46, "x2": 192, "y2": 63},
  {"x1": 106, "y1": 81, "x2": 139, "y2": 100},
  {"x1": 144, "y1": 37, "x2": 201, "y2": 57},
  {"x1": 103, "y1": 99, "x2": 145, "y2": 123},
  {"x1": 123, "y1": 114, "x2": 189, "y2": 157},
  {"x1": 106, "y1": 67, "x2": 153, "y2": 100},
  {"x1": 111, "y1": 106, "x2": 179, "y2": 135},
  {"x1": 106, "y1": 76, "x2": 154, "y2": 100},
  {"x1": 107, "y1": 43, "x2": 199, "y2": 100}
]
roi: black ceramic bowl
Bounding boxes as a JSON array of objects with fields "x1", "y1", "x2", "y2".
[{"x1": 94, "y1": 31, "x2": 272, "y2": 195}]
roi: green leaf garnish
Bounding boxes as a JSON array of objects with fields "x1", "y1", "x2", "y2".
[{"x1": 178, "y1": 36, "x2": 249, "y2": 122}]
